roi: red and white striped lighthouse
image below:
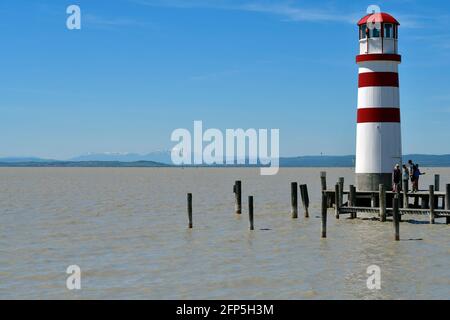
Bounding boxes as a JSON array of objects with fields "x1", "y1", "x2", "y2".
[{"x1": 355, "y1": 12, "x2": 402, "y2": 191}]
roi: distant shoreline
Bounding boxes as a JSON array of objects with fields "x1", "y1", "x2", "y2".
[
  {"x1": 2, "y1": 154, "x2": 450, "y2": 168},
  {"x1": 2, "y1": 161, "x2": 450, "y2": 168}
]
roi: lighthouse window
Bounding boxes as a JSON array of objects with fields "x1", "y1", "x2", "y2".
[
  {"x1": 384, "y1": 24, "x2": 393, "y2": 38},
  {"x1": 360, "y1": 24, "x2": 367, "y2": 39},
  {"x1": 370, "y1": 26, "x2": 381, "y2": 38}
]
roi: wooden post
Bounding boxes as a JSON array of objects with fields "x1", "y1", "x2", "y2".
[
  {"x1": 320, "y1": 171, "x2": 327, "y2": 191},
  {"x1": 379, "y1": 184, "x2": 386, "y2": 222},
  {"x1": 349, "y1": 185, "x2": 355, "y2": 206},
  {"x1": 434, "y1": 174, "x2": 440, "y2": 208},
  {"x1": 429, "y1": 185, "x2": 435, "y2": 225},
  {"x1": 393, "y1": 195, "x2": 400, "y2": 241},
  {"x1": 320, "y1": 171, "x2": 330, "y2": 209},
  {"x1": 434, "y1": 174, "x2": 440, "y2": 192},
  {"x1": 234, "y1": 180, "x2": 242, "y2": 214},
  {"x1": 396, "y1": 188, "x2": 402, "y2": 221},
  {"x1": 446, "y1": 184, "x2": 450, "y2": 225},
  {"x1": 291, "y1": 182, "x2": 298, "y2": 219},
  {"x1": 300, "y1": 184, "x2": 310, "y2": 218},
  {"x1": 338, "y1": 177, "x2": 344, "y2": 207},
  {"x1": 349, "y1": 185, "x2": 356, "y2": 219},
  {"x1": 187, "y1": 193, "x2": 193, "y2": 229},
  {"x1": 248, "y1": 196, "x2": 254, "y2": 230},
  {"x1": 321, "y1": 191, "x2": 327, "y2": 238},
  {"x1": 335, "y1": 183, "x2": 340, "y2": 219},
  {"x1": 402, "y1": 179, "x2": 409, "y2": 208}
]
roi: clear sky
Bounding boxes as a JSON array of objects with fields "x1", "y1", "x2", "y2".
[{"x1": 1, "y1": 0, "x2": 449, "y2": 159}]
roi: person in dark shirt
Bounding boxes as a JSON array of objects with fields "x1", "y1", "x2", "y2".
[
  {"x1": 412, "y1": 164, "x2": 425, "y2": 192},
  {"x1": 393, "y1": 164, "x2": 401, "y2": 192}
]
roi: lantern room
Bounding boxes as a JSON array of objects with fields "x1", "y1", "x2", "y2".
[{"x1": 358, "y1": 12, "x2": 400, "y2": 55}]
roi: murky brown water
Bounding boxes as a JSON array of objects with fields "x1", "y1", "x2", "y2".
[{"x1": 0, "y1": 168, "x2": 449, "y2": 299}]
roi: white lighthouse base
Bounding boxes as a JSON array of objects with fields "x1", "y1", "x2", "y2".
[{"x1": 356, "y1": 173, "x2": 392, "y2": 192}]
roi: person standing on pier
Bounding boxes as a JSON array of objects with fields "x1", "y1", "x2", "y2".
[
  {"x1": 393, "y1": 164, "x2": 402, "y2": 192},
  {"x1": 412, "y1": 164, "x2": 425, "y2": 192},
  {"x1": 402, "y1": 165, "x2": 409, "y2": 190},
  {"x1": 408, "y1": 160, "x2": 416, "y2": 191},
  {"x1": 408, "y1": 160, "x2": 415, "y2": 180}
]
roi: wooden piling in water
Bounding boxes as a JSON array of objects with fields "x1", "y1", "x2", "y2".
[
  {"x1": 338, "y1": 177, "x2": 344, "y2": 206},
  {"x1": 248, "y1": 196, "x2": 254, "y2": 231},
  {"x1": 446, "y1": 184, "x2": 450, "y2": 225},
  {"x1": 379, "y1": 184, "x2": 386, "y2": 222},
  {"x1": 320, "y1": 171, "x2": 327, "y2": 191},
  {"x1": 187, "y1": 193, "x2": 193, "y2": 229},
  {"x1": 393, "y1": 196, "x2": 400, "y2": 241},
  {"x1": 321, "y1": 171, "x2": 332, "y2": 208},
  {"x1": 234, "y1": 180, "x2": 242, "y2": 214},
  {"x1": 291, "y1": 182, "x2": 298, "y2": 219},
  {"x1": 434, "y1": 175, "x2": 440, "y2": 208},
  {"x1": 335, "y1": 183, "x2": 340, "y2": 219},
  {"x1": 321, "y1": 191, "x2": 327, "y2": 238},
  {"x1": 349, "y1": 185, "x2": 356, "y2": 219},
  {"x1": 429, "y1": 185, "x2": 435, "y2": 225},
  {"x1": 435, "y1": 174, "x2": 440, "y2": 192},
  {"x1": 402, "y1": 179, "x2": 409, "y2": 208},
  {"x1": 300, "y1": 184, "x2": 310, "y2": 218}
]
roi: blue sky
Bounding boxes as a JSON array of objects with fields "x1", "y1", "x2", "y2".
[{"x1": 1, "y1": 0, "x2": 450, "y2": 159}]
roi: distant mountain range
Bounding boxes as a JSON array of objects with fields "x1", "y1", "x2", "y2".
[
  {"x1": 0, "y1": 157, "x2": 57, "y2": 163},
  {"x1": 2, "y1": 153, "x2": 450, "y2": 167},
  {"x1": 69, "y1": 151, "x2": 172, "y2": 163},
  {"x1": 0, "y1": 160, "x2": 167, "y2": 167}
]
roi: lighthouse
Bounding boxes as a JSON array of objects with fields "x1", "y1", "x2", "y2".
[{"x1": 355, "y1": 12, "x2": 402, "y2": 191}]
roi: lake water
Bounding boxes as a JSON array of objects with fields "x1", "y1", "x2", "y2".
[{"x1": 0, "y1": 168, "x2": 449, "y2": 299}]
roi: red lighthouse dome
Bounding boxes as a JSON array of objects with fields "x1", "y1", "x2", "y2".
[{"x1": 357, "y1": 12, "x2": 400, "y2": 26}]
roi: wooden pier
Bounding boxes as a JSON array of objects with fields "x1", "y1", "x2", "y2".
[{"x1": 321, "y1": 173, "x2": 450, "y2": 224}]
